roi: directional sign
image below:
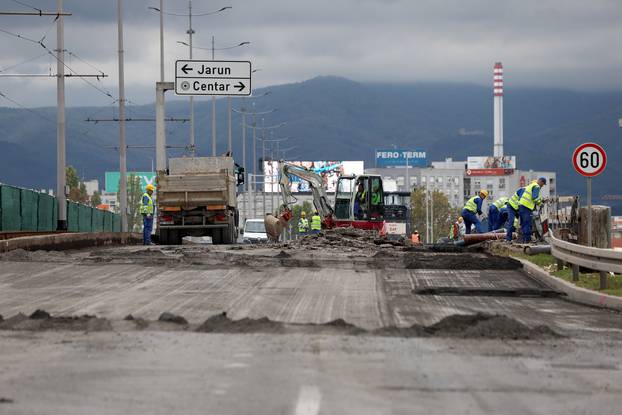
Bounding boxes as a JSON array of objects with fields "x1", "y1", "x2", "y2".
[
  {"x1": 175, "y1": 60, "x2": 251, "y2": 96},
  {"x1": 572, "y1": 142, "x2": 607, "y2": 177}
]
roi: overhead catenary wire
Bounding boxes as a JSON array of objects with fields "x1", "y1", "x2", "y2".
[
  {"x1": 10, "y1": 0, "x2": 42, "y2": 14},
  {"x1": 0, "y1": 51, "x2": 48, "y2": 73}
]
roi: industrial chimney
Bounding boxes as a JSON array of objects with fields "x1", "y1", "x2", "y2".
[{"x1": 493, "y1": 62, "x2": 504, "y2": 157}]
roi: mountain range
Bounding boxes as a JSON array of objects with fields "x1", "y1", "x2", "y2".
[{"x1": 1, "y1": 76, "x2": 621, "y2": 213}]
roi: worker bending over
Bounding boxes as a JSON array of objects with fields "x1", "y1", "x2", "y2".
[
  {"x1": 461, "y1": 189, "x2": 488, "y2": 234},
  {"x1": 488, "y1": 196, "x2": 508, "y2": 232},
  {"x1": 518, "y1": 177, "x2": 546, "y2": 243},
  {"x1": 310, "y1": 211, "x2": 322, "y2": 234},
  {"x1": 298, "y1": 211, "x2": 310, "y2": 236},
  {"x1": 140, "y1": 184, "x2": 155, "y2": 245},
  {"x1": 505, "y1": 187, "x2": 525, "y2": 241}
]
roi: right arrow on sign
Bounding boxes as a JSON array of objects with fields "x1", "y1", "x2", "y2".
[{"x1": 234, "y1": 82, "x2": 246, "y2": 92}]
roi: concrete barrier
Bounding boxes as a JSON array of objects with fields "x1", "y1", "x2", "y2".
[
  {"x1": 519, "y1": 258, "x2": 622, "y2": 312},
  {"x1": 0, "y1": 232, "x2": 142, "y2": 253}
]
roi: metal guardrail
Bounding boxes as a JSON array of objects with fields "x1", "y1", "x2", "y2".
[{"x1": 548, "y1": 232, "x2": 622, "y2": 274}]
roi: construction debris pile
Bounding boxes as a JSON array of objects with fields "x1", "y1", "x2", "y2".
[{"x1": 281, "y1": 228, "x2": 410, "y2": 252}]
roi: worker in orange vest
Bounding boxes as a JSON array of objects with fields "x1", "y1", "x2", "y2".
[{"x1": 411, "y1": 230, "x2": 421, "y2": 245}]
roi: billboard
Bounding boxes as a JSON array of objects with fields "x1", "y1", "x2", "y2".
[
  {"x1": 263, "y1": 161, "x2": 365, "y2": 193},
  {"x1": 375, "y1": 149, "x2": 427, "y2": 167},
  {"x1": 105, "y1": 172, "x2": 156, "y2": 193},
  {"x1": 466, "y1": 156, "x2": 515, "y2": 176}
]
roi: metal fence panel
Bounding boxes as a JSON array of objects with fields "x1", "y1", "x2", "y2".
[
  {"x1": 37, "y1": 193, "x2": 57, "y2": 231},
  {"x1": 0, "y1": 185, "x2": 22, "y2": 231},
  {"x1": 20, "y1": 189, "x2": 39, "y2": 231},
  {"x1": 67, "y1": 202, "x2": 79, "y2": 232},
  {"x1": 113, "y1": 214, "x2": 121, "y2": 232},
  {"x1": 103, "y1": 211, "x2": 113, "y2": 232},
  {"x1": 92, "y1": 208, "x2": 104, "y2": 232},
  {"x1": 78, "y1": 204, "x2": 92, "y2": 232}
]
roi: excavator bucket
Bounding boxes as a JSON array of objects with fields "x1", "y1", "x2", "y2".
[{"x1": 264, "y1": 209, "x2": 293, "y2": 242}]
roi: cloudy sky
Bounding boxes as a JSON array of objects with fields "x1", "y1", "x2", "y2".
[{"x1": 0, "y1": 0, "x2": 621, "y2": 107}]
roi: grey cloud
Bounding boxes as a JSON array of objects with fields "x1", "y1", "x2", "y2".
[{"x1": 0, "y1": 0, "x2": 621, "y2": 107}]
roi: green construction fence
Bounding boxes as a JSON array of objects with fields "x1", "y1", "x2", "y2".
[{"x1": 0, "y1": 183, "x2": 122, "y2": 233}]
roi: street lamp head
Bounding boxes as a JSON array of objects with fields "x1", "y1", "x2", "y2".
[
  {"x1": 219, "y1": 7, "x2": 233, "y2": 12},
  {"x1": 177, "y1": 41, "x2": 190, "y2": 47},
  {"x1": 148, "y1": 7, "x2": 161, "y2": 12},
  {"x1": 239, "y1": 42, "x2": 251, "y2": 46}
]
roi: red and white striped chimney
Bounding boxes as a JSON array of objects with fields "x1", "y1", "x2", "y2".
[{"x1": 493, "y1": 62, "x2": 504, "y2": 157}]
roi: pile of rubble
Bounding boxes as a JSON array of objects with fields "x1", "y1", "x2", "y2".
[{"x1": 282, "y1": 227, "x2": 410, "y2": 251}]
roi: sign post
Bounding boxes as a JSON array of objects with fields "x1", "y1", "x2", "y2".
[
  {"x1": 572, "y1": 142, "x2": 607, "y2": 247},
  {"x1": 175, "y1": 60, "x2": 252, "y2": 96}
]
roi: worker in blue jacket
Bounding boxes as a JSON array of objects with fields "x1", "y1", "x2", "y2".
[
  {"x1": 488, "y1": 196, "x2": 508, "y2": 232},
  {"x1": 461, "y1": 190, "x2": 488, "y2": 234}
]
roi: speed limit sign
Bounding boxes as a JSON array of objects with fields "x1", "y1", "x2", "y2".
[{"x1": 572, "y1": 142, "x2": 607, "y2": 177}]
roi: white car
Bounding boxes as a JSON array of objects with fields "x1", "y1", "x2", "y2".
[{"x1": 241, "y1": 219, "x2": 268, "y2": 244}]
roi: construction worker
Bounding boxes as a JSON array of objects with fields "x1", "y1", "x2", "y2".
[
  {"x1": 461, "y1": 189, "x2": 488, "y2": 234},
  {"x1": 310, "y1": 210, "x2": 322, "y2": 234},
  {"x1": 140, "y1": 184, "x2": 155, "y2": 245},
  {"x1": 488, "y1": 196, "x2": 508, "y2": 232},
  {"x1": 449, "y1": 216, "x2": 466, "y2": 240},
  {"x1": 411, "y1": 230, "x2": 421, "y2": 245},
  {"x1": 505, "y1": 187, "x2": 525, "y2": 242},
  {"x1": 298, "y1": 211, "x2": 310, "y2": 237},
  {"x1": 371, "y1": 184, "x2": 382, "y2": 216},
  {"x1": 354, "y1": 183, "x2": 366, "y2": 219},
  {"x1": 518, "y1": 177, "x2": 546, "y2": 243}
]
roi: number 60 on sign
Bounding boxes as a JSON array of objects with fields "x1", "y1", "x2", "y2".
[{"x1": 572, "y1": 142, "x2": 607, "y2": 177}]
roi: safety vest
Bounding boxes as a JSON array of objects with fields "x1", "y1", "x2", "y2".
[
  {"x1": 298, "y1": 218, "x2": 309, "y2": 233},
  {"x1": 356, "y1": 190, "x2": 366, "y2": 203},
  {"x1": 371, "y1": 191, "x2": 381, "y2": 205},
  {"x1": 311, "y1": 214, "x2": 321, "y2": 230},
  {"x1": 519, "y1": 182, "x2": 541, "y2": 210},
  {"x1": 493, "y1": 197, "x2": 508, "y2": 210},
  {"x1": 464, "y1": 196, "x2": 480, "y2": 213},
  {"x1": 507, "y1": 188, "x2": 523, "y2": 210},
  {"x1": 140, "y1": 192, "x2": 154, "y2": 215}
]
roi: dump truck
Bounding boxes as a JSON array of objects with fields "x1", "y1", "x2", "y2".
[{"x1": 157, "y1": 156, "x2": 244, "y2": 245}]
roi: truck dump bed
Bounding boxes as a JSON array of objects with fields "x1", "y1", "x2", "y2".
[{"x1": 158, "y1": 157, "x2": 237, "y2": 210}]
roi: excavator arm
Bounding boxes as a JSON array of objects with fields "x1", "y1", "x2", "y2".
[{"x1": 264, "y1": 161, "x2": 335, "y2": 241}]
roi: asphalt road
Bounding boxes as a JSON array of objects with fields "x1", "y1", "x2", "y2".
[{"x1": 0, "y1": 244, "x2": 620, "y2": 414}]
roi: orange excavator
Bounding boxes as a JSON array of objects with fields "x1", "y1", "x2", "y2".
[{"x1": 264, "y1": 161, "x2": 386, "y2": 241}]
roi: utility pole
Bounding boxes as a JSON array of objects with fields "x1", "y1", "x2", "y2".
[
  {"x1": 211, "y1": 35, "x2": 216, "y2": 156},
  {"x1": 117, "y1": 0, "x2": 128, "y2": 232},
  {"x1": 241, "y1": 99, "x2": 247, "y2": 219},
  {"x1": 159, "y1": 0, "x2": 164, "y2": 83},
  {"x1": 56, "y1": 0, "x2": 67, "y2": 230},
  {"x1": 187, "y1": 0, "x2": 195, "y2": 155}
]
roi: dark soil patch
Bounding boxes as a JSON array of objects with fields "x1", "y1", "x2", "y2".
[
  {"x1": 0, "y1": 311, "x2": 111, "y2": 332},
  {"x1": 196, "y1": 312, "x2": 286, "y2": 334},
  {"x1": 428, "y1": 313, "x2": 560, "y2": 340},
  {"x1": 274, "y1": 250, "x2": 290, "y2": 258},
  {"x1": 405, "y1": 254, "x2": 521, "y2": 270},
  {"x1": 158, "y1": 312, "x2": 188, "y2": 325},
  {"x1": 0, "y1": 398, "x2": 14, "y2": 404}
]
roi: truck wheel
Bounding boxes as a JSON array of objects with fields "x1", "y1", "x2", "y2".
[
  {"x1": 222, "y1": 223, "x2": 235, "y2": 244},
  {"x1": 211, "y1": 229, "x2": 222, "y2": 245},
  {"x1": 159, "y1": 230, "x2": 168, "y2": 245}
]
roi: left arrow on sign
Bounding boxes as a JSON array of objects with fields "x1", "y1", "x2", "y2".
[{"x1": 181, "y1": 64, "x2": 193, "y2": 75}]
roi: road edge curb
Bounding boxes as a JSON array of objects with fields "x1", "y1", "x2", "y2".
[
  {"x1": 0, "y1": 232, "x2": 142, "y2": 253},
  {"x1": 518, "y1": 257, "x2": 622, "y2": 312}
]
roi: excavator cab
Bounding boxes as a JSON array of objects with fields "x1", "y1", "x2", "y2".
[{"x1": 335, "y1": 175, "x2": 384, "y2": 222}]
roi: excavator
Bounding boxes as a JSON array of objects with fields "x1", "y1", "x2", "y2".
[{"x1": 264, "y1": 161, "x2": 386, "y2": 241}]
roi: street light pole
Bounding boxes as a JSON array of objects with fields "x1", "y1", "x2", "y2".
[
  {"x1": 211, "y1": 35, "x2": 216, "y2": 156},
  {"x1": 56, "y1": 0, "x2": 67, "y2": 230},
  {"x1": 187, "y1": 0, "x2": 195, "y2": 155},
  {"x1": 159, "y1": 0, "x2": 164, "y2": 82},
  {"x1": 117, "y1": 0, "x2": 128, "y2": 232}
]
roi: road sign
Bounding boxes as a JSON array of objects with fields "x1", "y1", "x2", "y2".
[
  {"x1": 572, "y1": 142, "x2": 607, "y2": 177},
  {"x1": 174, "y1": 60, "x2": 251, "y2": 96}
]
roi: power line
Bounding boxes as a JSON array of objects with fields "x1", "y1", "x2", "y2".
[
  {"x1": 10, "y1": 0, "x2": 42, "y2": 14},
  {"x1": 0, "y1": 51, "x2": 48, "y2": 73}
]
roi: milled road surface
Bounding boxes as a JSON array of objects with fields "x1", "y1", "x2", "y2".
[{"x1": 0, "y1": 242, "x2": 621, "y2": 414}]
